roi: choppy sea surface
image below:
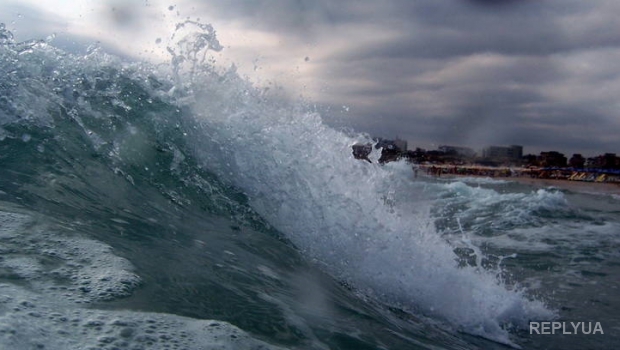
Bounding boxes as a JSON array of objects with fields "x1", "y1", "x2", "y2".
[{"x1": 1, "y1": 23, "x2": 618, "y2": 349}]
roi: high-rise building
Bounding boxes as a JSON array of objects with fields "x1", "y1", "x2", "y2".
[
  {"x1": 482, "y1": 145, "x2": 523, "y2": 160},
  {"x1": 439, "y1": 145, "x2": 475, "y2": 158},
  {"x1": 393, "y1": 138, "x2": 408, "y2": 152}
]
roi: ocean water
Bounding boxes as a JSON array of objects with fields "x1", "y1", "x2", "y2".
[{"x1": 0, "y1": 23, "x2": 618, "y2": 349}]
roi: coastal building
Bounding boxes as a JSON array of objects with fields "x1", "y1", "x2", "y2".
[
  {"x1": 393, "y1": 138, "x2": 408, "y2": 152},
  {"x1": 391, "y1": 140, "x2": 620, "y2": 173},
  {"x1": 480, "y1": 145, "x2": 523, "y2": 165},
  {"x1": 438, "y1": 145, "x2": 476, "y2": 158},
  {"x1": 482, "y1": 145, "x2": 523, "y2": 160}
]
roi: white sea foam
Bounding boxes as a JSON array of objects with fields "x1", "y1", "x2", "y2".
[
  {"x1": 0, "y1": 283, "x2": 283, "y2": 350},
  {"x1": 173, "y1": 68, "x2": 555, "y2": 344},
  {"x1": 436, "y1": 181, "x2": 570, "y2": 229},
  {"x1": 0, "y1": 207, "x2": 283, "y2": 350},
  {"x1": 481, "y1": 221, "x2": 620, "y2": 256},
  {"x1": 0, "y1": 209, "x2": 140, "y2": 304},
  {"x1": 448, "y1": 176, "x2": 511, "y2": 185}
]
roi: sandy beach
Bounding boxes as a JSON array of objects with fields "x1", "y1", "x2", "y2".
[{"x1": 420, "y1": 165, "x2": 620, "y2": 196}]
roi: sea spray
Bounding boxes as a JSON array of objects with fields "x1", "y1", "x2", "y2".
[
  {"x1": 0, "y1": 20, "x2": 557, "y2": 347},
  {"x1": 158, "y1": 21, "x2": 556, "y2": 345}
]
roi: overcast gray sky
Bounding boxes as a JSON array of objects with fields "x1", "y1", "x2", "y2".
[{"x1": 2, "y1": 0, "x2": 619, "y2": 156}]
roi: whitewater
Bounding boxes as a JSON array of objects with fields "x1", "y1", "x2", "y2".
[{"x1": 0, "y1": 22, "x2": 618, "y2": 349}]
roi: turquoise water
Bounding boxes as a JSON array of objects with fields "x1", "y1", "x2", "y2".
[{"x1": 0, "y1": 24, "x2": 618, "y2": 349}]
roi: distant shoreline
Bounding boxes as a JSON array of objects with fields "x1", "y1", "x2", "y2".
[
  {"x1": 416, "y1": 164, "x2": 620, "y2": 195},
  {"x1": 437, "y1": 173, "x2": 620, "y2": 195}
]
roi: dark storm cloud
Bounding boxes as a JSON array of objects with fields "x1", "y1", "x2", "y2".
[
  {"x1": 198, "y1": 0, "x2": 620, "y2": 57},
  {"x1": 142, "y1": 0, "x2": 620, "y2": 154},
  {"x1": 337, "y1": 2, "x2": 620, "y2": 60},
  {"x1": 7, "y1": 0, "x2": 617, "y2": 155},
  {"x1": 321, "y1": 1, "x2": 619, "y2": 155}
]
